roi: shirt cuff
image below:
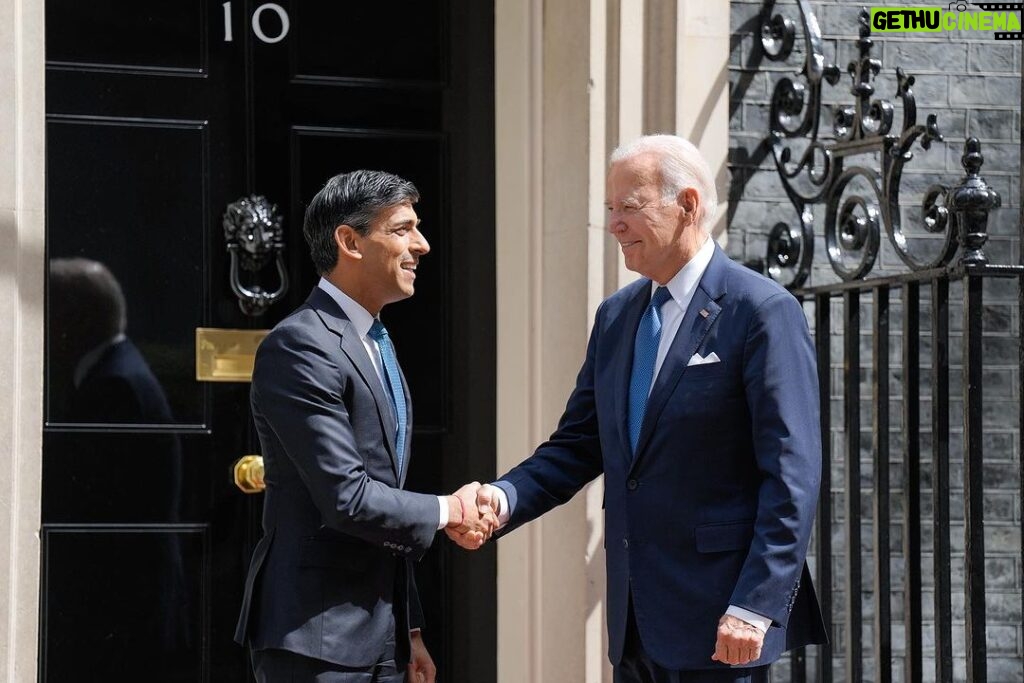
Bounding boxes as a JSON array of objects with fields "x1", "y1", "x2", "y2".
[
  {"x1": 436, "y1": 496, "x2": 448, "y2": 530},
  {"x1": 726, "y1": 606, "x2": 771, "y2": 633},
  {"x1": 487, "y1": 483, "x2": 512, "y2": 527}
]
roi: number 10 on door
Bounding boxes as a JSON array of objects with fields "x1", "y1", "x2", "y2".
[{"x1": 223, "y1": 2, "x2": 291, "y2": 44}]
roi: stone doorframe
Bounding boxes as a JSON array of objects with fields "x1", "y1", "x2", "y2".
[
  {"x1": 0, "y1": 0, "x2": 45, "y2": 680},
  {"x1": 494, "y1": 1, "x2": 730, "y2": 680}
]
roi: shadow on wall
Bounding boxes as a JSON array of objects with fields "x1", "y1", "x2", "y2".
[{"x1": 727, "y1": 11, "x2": 773, "y2": 232}]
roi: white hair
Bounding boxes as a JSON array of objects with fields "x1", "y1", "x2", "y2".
[{"x1": 609, "y1": 135, "x2": 718, "y2": 231}]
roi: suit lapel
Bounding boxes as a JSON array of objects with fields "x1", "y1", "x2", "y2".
[
  {"x1": 614, "y1": 282, "x2": 656, "y2": 458},
  {"x1": 631, "y1": 245, "x2": 729, "y2": 469},
  {"x1": 307, "y1": 288, "x2": 401, "y2": 479}
]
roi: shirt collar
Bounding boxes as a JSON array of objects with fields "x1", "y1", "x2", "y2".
[
  {"x1": 652, "y1": 234, "x2": 716, "y2": 308},
  {"x1": 73, "y1": 333, "x2": 126, "y2": 388},
  {"x1": 318, "y1": 277, "x2": 376, "y2": 339}
]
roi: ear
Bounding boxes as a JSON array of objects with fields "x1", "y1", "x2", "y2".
[
  {"x1": 676, "y1": 187, "x2": 700, "y2": 221},
  {"x1": 675, "y1": 185, "x2": 700, "y2": 225},
  {"x1": 334, "y1": 225, "x2": 363, "y2": 262}
]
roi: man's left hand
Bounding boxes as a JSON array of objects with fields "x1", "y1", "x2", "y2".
[
  {"x1": 407, "y1": 631, "x2": 436, "y2": 683},
  {"x1": 711, "y1": 614, "x2": 764, "y2": 666}
]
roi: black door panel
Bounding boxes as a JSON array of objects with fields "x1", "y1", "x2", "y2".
[
  {"x1": 43, "y1": 1, "x2": 495, "y2": 681},
  {"x1": 46, "y1": 0, "x2": 209, "y2": 74}
]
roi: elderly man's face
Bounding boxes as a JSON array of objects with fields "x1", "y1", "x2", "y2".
[{"x1": 605, "y1": 153, "x2": 688, "y2": 284}]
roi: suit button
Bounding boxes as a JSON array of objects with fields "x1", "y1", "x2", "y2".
[
  {"x1": 627, "y1": 479, "x2": 638, "y2": 491},
  {"x1": 622, "y1": 538, "x2": 629, "y2": 549}
]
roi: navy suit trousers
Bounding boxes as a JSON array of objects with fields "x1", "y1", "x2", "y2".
[{"x1": 615, "y1": 600, "x2": 769, "y2": 683}]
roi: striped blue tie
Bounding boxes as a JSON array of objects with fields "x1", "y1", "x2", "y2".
[
  {"x1": 628, "y1": 287, "x2": 672, "y2": 454},
  {"x1": 369, "y1": 320, "x2": 407, "y2": 475}
]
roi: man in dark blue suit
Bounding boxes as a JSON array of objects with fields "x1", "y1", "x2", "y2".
[
  {"x1": 48, "y1": 258, "x2": 192, "y2": 663},
  {"x1": 459, "y1": 136, "x2": 827, "y2": 682},
  {"x1": 235, "y1": 171, "x2": 494, "y2": 682}
]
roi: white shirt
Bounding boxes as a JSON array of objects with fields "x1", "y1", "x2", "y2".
[
  {"x1": 317, "y1": 278, "x2": 449, "y2": 530},
  {"x1": 650, "y1": 233, "x2": 715, "y2": 386},
  {"x1": 489, "y1": 237, "x2": 771, "y2": 633}
]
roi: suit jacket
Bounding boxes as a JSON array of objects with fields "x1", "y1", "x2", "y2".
[
  {"x1": 234, "y1": 287, "x2": 440, "y2": 668},
  {"x1": 496, "y1": 245, "x2": 828, "y2": 670},
  {"x1": 69, "y1": 337, "x2": 176, "y2": 425},
  {"x1": 61, "y1": 337, "x2": 184, "y2": 523},
  {"x1": 58, "y1": 338, "x2": 191, "y2": 654}
]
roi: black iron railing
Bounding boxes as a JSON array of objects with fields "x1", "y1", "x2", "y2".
[
  {"x1": 754, "y1": 2, "x2": 1024, "y2": 681},
  {"x1": 789, "y1": 259, "x2": 1023, "y2": 683}
]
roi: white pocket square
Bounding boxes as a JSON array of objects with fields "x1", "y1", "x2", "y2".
[{"x1": 687, "y1": 352, "x2": 721, "y2": 366}]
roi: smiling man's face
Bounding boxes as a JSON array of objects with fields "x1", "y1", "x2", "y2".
[
  {"x1": 355, "y1": 201, "x2": 430, "y2": 312},
  {"x1": 605, "y1": 153, "x2": 689, "y2": 284}
]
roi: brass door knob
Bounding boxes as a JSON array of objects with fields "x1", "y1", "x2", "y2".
[{"x1": 233, "y1": 455, "x2": 265, "y2": 494}]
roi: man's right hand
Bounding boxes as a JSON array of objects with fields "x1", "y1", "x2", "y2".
[{"x1": 445, "y1": 482, "x2": 498, "y2": 550}]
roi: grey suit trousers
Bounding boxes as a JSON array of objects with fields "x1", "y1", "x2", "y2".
[{"x1": 251, "y1": 646, "x2": 404, "y2": 683}]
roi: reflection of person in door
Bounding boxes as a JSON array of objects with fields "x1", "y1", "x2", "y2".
[
  {"x1": 49, "y1": 257, "x2": 176, "y2": 426},
  {"x1": 47, "y1": 257, "x2": 190, "y2": 665}
]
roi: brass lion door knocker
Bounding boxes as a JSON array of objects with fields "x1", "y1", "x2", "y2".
[{"x1": 222, "y1": 195, "x2": 289, "y2": 316}]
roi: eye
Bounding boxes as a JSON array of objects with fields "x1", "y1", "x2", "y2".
[{"x1": 609, "y1": 203, "x2": 639, "y2": 214}]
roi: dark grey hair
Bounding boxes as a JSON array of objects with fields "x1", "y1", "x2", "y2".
[{"x1": 303, "y1": 170, "x2": 420, "y2": 275}]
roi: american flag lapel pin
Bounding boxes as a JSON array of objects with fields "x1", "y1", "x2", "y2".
[{"x1": 699, "y1": 308, "x2": 710, "y2": 318}]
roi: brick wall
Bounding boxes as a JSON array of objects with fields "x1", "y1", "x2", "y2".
[{"x1": 729, "y1": 2, "x2": 1022, "y2": 681}]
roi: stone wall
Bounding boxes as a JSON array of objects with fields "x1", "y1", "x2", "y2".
[{"x1": 729, "y1": 2, "x2": 1022, "y2": 681}]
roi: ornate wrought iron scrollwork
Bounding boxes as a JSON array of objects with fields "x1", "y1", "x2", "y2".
[
  {"x1": 760, "y1": 3, "x2": 1001, "y2": 287},
  {"x1": 825, "y1": 167, "x2": 883, "y2": 280},
  {"x1": 223, "y1": 195, "x2": 288, "y2": 316},
  {"x1": 761, "y1": 0, "x2": 840, "y2": 287}
]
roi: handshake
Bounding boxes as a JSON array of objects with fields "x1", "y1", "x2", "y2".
[{"x1": 442, "y1": 482, "x2": 500, "y2": 550}]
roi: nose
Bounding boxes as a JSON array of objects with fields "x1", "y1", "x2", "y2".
[
  {"x1": 410, "y1": 226, "x2": 430, "y2": 256},
  {"x1": 607, "y1": 214, "x2": 626, "y2": 235}
]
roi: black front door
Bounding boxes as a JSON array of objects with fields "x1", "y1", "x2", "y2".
[{"x1": 42, "y1": 2, "x2": 495, "y2": 681}]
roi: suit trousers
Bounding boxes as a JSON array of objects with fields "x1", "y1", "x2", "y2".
[
  {"x1": 614, "y1": 600, "x2": 769, "y2": 683},
  {"x1": 251, "y1": 647, "x2": 404, "y2": 683},
  {"x1": 251, "y1": 622, "x2": 402, "y2": 683}
]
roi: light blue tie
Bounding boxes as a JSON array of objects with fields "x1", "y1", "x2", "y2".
[
  {"x1": 628, "y1": 286, "x2": 673, "y2": 455},
  {"x1": 369, "y1": 320, "x2": 407, "y2": 475}
]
